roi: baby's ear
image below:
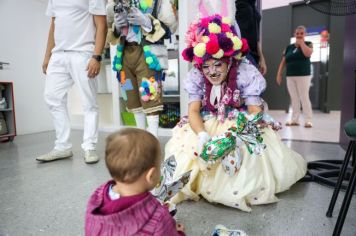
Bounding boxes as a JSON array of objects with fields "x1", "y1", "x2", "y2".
[{"x1": 145, "y1": 167, "x2": 156, "y2": 184}]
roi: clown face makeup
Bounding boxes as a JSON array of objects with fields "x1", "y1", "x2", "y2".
[{"x1": 202, "y1": 59, "x2": 229, "y2": 85}]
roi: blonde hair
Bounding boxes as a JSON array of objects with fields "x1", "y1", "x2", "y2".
[{"x1": 105, "y1": 128, "x2": 161, "y2": 183}]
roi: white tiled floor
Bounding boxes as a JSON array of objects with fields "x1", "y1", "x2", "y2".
[{"x1": 269, "y1": 110, "x2": 340, "y2": 143}]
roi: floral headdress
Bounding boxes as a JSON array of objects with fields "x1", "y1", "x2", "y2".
[{"x1": 182, "y1": 15, "x2": 249, "y2": 67}]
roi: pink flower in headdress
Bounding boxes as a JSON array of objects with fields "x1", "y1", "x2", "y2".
[
  {"x1": 221, "y1": 23, "x2": 231, "y2": 32},
  {"x1": 224, "y1": 49, "x2": 235, "y2": 57},
  {"x1": 200, "y1": 17, "x2": 211, "y2": 28},
  {"x1": 182, "y1": 47, "x2": 194, "y2": 61},
  {"x1": 185, "y1": 23, "x2": 197, "y2": 47},
  {"x1": 184, "y1": 15, "x2": 246, "y2": 67},
  {"x1": 185, "y1": 21, "x2": 204, "y2": 47},
  {"x1": 206, "y1": 34, "x2": 219, "y2": 55},
  {"x1": 194, "y1": 56, "x2": 204, "y2": 66},
  {"x1": 195, "y1": 30, "x2": 205, "y2": 45},
  {"x1": 241, "y1": 38, "x2": 250, "y2": 54}
]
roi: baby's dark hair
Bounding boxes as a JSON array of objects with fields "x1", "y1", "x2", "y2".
[{"x1": 105, "y1": 128, "x2": 161, "y2": 183}]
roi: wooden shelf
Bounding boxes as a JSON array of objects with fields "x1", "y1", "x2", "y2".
[
  {"x1": 0, "y1": 82, "x2": 16, "y2": 142},
  {"x1": 163, "y1": 94, "x2": 180, "y2": 98},
  {"x1": 0, "y1": 108, "x2": 12, "y2": 112}
]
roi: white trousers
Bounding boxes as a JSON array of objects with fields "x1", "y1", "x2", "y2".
[
  {"x1": 44, "y1": 51, "x2": 98, "y2": 151},
  {"x1": 286, "y1": 76, "x2": 313, "y2": 123}
]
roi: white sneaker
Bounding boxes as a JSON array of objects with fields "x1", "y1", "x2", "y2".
[
  {"x1": 36, "y1": 149, "x2": 73, "y2": 162},
  {"x1": 84, "y1": 150, "x2": 99, "y2": 164},
  {"x1": 0, "y1": 97, "x2": 7, "y2": 109}
]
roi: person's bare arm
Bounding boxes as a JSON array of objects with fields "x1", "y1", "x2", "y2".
[
  {"x1": 42, "y1": 17, "x2": 55, "y2": 74},
  {"x1": 276, "y1": 57, "x2": 286, "y2": 85},
  {"x1": 257, "y1": 41, "x2": 267, "y2": 75},
  {"x1": 93, "y1": 15, "x2": 107, "y2": 56},
  {"x1": 87, "y1": 15, "x2": 107, "y2": 78},
  {"x1": 188, "y1": 101, "x2": 205, "y2": 135}
]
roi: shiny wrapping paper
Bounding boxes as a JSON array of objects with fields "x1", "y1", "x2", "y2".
[{"x1": 200, "y1": 112, "x2": 266, "y2": 175}]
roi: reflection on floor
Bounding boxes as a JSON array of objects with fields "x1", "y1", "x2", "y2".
[
  {"x1": 269, "y1": 110, "x2": 340, "y2": 143},
  {"x1": 0, "y1": 130, "x2": 355, "y2": 236}
]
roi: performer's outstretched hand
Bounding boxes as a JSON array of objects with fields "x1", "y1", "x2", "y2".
[
  {"x1": 114, "y1": 12, "x2": 128, "y2": 32},
  {"x1": 127, "y1": 7, "x2": 150, "y2": 26},
  {"x1": 197, "y1": 131, "x2": 211, "y2": 155}
]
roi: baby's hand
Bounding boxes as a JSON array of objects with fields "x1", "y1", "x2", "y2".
[{"x1": 176, "y1": 223, "x2": 185, "y2": 232}]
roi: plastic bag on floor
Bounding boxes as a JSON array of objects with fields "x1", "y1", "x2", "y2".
[{"x1": 212, "y1": 224, "x2": 248, "y2": 236}]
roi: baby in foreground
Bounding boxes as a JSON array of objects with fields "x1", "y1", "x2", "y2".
[{"x1": 85, "y1": 128, "x2": 185, "y2": 236}]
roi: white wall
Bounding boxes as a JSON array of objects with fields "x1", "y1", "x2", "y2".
[
  {"x1": 262, "y1": 0, "x2": 298, "y2": 10},
  {"x1": 0, "y1": 0, "x2": 53, "y2": 135}
]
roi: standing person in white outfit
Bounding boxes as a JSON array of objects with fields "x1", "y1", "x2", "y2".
[
  {"x1": 37, "y1": 0, "x2": 107, "y2": 164},
  {"x1": 276, "y1": 25, "x2": 314, "y2": 128}
]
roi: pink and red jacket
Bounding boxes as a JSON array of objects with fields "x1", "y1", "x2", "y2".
[{"x1": 85, "y1": 181, "x2": 185, "y2": 236}]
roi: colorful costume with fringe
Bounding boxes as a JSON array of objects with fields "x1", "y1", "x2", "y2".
[{"x1": 106, "y1": 0, "x2": 176, "y2": 113}]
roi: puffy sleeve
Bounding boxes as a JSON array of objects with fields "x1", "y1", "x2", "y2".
[
  {"x1": 184, "y1": 68, "x2": 205, "y2": 104},
  {"x1": 237, "y1": 58, "x2": 266, "y2": 106}
]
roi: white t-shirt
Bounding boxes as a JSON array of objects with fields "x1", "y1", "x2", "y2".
[{"x1": 46, "y1": 0, "x2": 106, "y2": 52}]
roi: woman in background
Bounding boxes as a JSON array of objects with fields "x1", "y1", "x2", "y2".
[{"x1": 276, "y1": 25, "x2": 314, "y2": 128}]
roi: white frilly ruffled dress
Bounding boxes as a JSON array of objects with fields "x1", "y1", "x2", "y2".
[{"x1": 165, "y1": 59, "x2": 307, "y2": 212}]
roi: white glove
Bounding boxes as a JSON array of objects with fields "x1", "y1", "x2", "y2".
[
  {"x1": 114, "y1": 12, "x2": 128, "y2": 33},
  {"x1": 197, "y1": 131, "x2": 211, "y2": 154},
  {"x1": 245, "y1": 113, "x2": 255, "y2": 121},
  {"x1": 127, "y1": 7, "x2": 151, "y2": 27}
]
